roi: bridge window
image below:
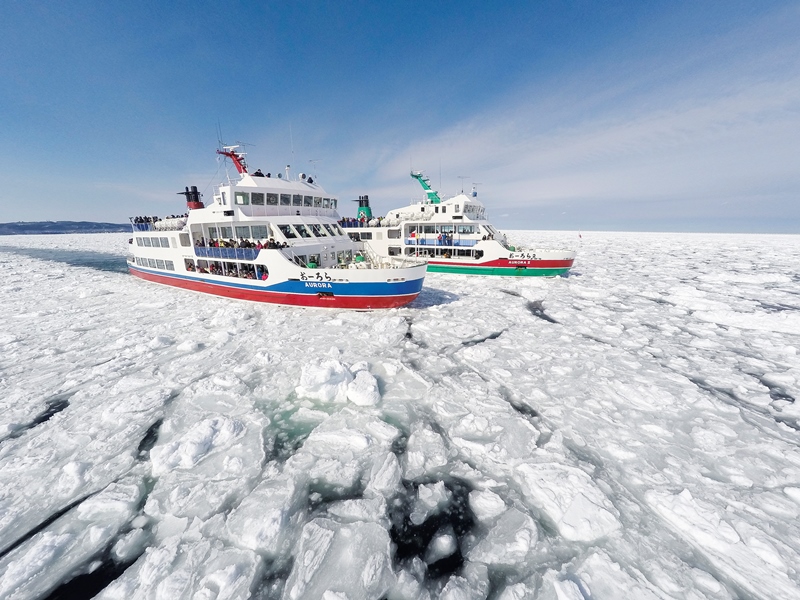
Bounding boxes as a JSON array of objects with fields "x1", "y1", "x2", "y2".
[
  {"x1": 323, "y1": 224, "x2": 337, "y2": 236},
  {"x1": 235, "y1": 192, "x2": 249, "y2": 205},
  {"x1": 313, "y1": 197, "x2": 322, "y2": 207},
  {"x1": 251, "y1": 192, "x2": 265, "y2": 206},
  {"x1": 295, "y1": 225, "x2": 312, "y2": 238},
  {"x1": 292, "y1": 194, "x2": 303, "y2": 206},
  {"x1": 278, "y1": 224, "x2": 298, "y2": 238},
  {"x1": 267, "y1": 193, "x2": 278, "y2": 205},
  {"x1": 322, "y1": 198, "x2": 330, "y2": 208},
  {"x1": 310, "y1": 224, "x2": 327, "y2": 236},
  {"x1": 331, "y1": 198, "x2": 337, "y2": 209},
  {"x1": 303, "y1": 195, "x2": 313, "y2": 206},
  {"x1": 280, "y1": 194, "x2": 291, "y2": 206}
]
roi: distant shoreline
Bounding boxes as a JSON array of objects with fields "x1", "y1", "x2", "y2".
[{"x1": 0, "y1": 221, "x2": 129, "y2": 235}]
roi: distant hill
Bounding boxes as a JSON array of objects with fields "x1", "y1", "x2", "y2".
[{"x1": 0, "y1": 221, "x2": 130, "y2": 235}]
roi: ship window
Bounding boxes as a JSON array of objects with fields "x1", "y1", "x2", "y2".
[
  {"x1": 142, "y1": 237, "x2": 152, "y2": 247},
  {"x1": 345, "y1": 250, "x2": 352, "y2": 261},
  {"x1": 179, "y1": 233, "x2": 191, "y2": 246},
  {"x1": 160, "y1": 237, "x2": 170, "y2": 248},
  {"x1": 420, "y1": 207, "x2": 425, "y2": 212},
  {"x1": 251, "y1": 225, "x2": 268, "y2": 239},
  {"x1": 322, "y1": 224, "x2": 336, "y2": 236},
  {"x1": 310, "y1": 224, "x2": 327, "y2": 236},
  {"x1": 440, "y1": 225, "x2": 454, "y2": 234},
  {"x1": 221, "y1": 192, "x2": 227, "y2": 205},
  {"x1": 322, "y1": 198, "x2": 330, "y2": 208},
  {"x1": 388, "y1": 229, "x2": 401, "y2": 239},
  {"x1": 388, "y1": 246, "x2": 401, "y2": 256},
  {"x1": 156, "y1": 259, "x2": 166, "y2": 269},
  {"x1": 235, "y1": 226, "x2": 250, "y2": 239},
  {"x1": 303, "y1": 195, "x2": 313, "y2": 206},
  {"x1": 280, "y1": 194, "x2": 291, "y2": 206},
  {"x1": 266, "y1": 193, "x2": 278, "y2": 206},
  {"x1": 208, "y1": 227, "x2": 218, "y2": 239},
  {"x1": 278, "y1": 224, "x2": 298, "y2": 238},
  {"x1": 251, "y1": 192, "x2": 265, "y2": 205},
  {"x1": 136, "y1": 237, "x2": 143, "y2": 246},
  {"x1": 295, "y1": 225, "x2": 312, "y2": 238},
  {"x1": 220, "y1": 226, "x2": 233, "y2": 239},
  {"x1": 360, "y1": 232, "x2": 372, "y2": 240},
  {"x1": 313, "y1": 197, "x2": 322, "y2": 207},
  {"x1": 330, "y1": 252, "x2": 335, "y2": 261},
  {"x1": 148, "y1": 258, "x2": 157, "y2": 268},
  {"x1": 337, "y1": 251, "x2": 345, "y2": 264},
  {"x1": 442, "y1": 206, "x2": 447, "y2": 213},
  {"x1": 294, "y1": 255, "x2": 307, "y2": 266},
  {"x1": 165, "y1": 260, "x2": 175, "y2": 271},
  {"x1": 424, "y1": 225, "x2": 436, "y2": 234},
  {"x1": 235, "y1": 192, "x2": 250, "y2": 205},
  {"x1": 331, "y1": 199, "x2": 337, "y2": 209},
  {"x1": 309, "y1": 254, "x2": 320, "y2": 266},
  {"x1": 292, "y1": 194, "x2": 303, "y2": 206},
  {"x1": 333, "y1": 224, "x2": 344, "y2": 235},
  {"x1": 457, "y1": 225, "x2": 474, "y2": 234},
  {"x1": 455, "y1": 205, "x2": 460, "y2": 212}
]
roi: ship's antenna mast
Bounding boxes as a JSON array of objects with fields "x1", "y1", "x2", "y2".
[
  {"x1": 309, "y1": 158, "x2": 321, "y2": 180},
  {"x1": 289, "y1": 123, "x2": 295, "y2": 172},
  {"x1": 458, "y1": 176, "x2": 470, "y2": 193}
]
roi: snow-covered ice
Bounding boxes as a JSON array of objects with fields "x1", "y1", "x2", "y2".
[{"x1": 1, "y1": 230, "x2": 800, "y2": 599}]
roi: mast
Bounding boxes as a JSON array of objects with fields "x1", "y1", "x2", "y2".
[
  {"x1": 410, "y1": 171, "x2": 441, "y2": 204},
  {"x1": 216, "y1": 145, "x2": 248, "y2": 174}
]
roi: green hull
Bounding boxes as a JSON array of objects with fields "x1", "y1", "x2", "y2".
[{"x1": 427, "y1": 264, "x2": 571, "y2": 277}]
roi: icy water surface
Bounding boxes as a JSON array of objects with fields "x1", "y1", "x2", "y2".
[{"x1": 1, "y1": 231, "x2": 799, "y2": 599}]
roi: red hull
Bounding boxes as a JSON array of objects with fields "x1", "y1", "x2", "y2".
[{"x1": 130, "y1": 268, "x2": 419, "y2": 309}]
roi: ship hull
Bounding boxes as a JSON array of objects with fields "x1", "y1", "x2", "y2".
[{"x1": 129, "y1": 265, "x2": 423, "y2": 309}]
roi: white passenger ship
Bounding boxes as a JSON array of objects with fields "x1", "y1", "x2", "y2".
[
  {"x1": 342, "y1": 172, "x2": 576, "y2": 276},
  {"x1": 127, "y1": 147, "x2": 427, "y2": 309}
]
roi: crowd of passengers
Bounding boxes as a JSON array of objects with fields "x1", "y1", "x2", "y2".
[
  {"x1": 338, "y1": 216, "x2": 384, "y2": 228},
  {"x1": 194, "y1": 237, "x2": 288, "y2": 249},
  {"x1": 132, "y1": 214, "x2": 187, "y2": 224},
  {"x1": 185, "y1": 261, "x2": 268, "y2": 280}
]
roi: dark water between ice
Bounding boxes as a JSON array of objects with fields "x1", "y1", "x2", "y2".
[{"x1": 0, "y1": 246, "x2": 129, "y2": 274}]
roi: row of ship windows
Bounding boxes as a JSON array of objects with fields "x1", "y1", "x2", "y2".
[
  {"x1": 230, "y1": 192, "x2": 338, "y2": 209},
  {"x1": 203, "y1": 222, "x2": 344, "y2": 241},
  {"x1": 135, "y1": 256, "x2": 175, "y2": 270},
  {"x1": 137, "y1": 236, "x2": 174, "y2": 248}
]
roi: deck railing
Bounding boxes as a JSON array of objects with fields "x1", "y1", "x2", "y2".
[{"x1": 195, "y1": 247, "x2": 260, "y2": 261}]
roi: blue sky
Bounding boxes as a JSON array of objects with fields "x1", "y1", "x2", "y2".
[{"x1": 2, "y1": 1, "x2": 798, "y2": 232}]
